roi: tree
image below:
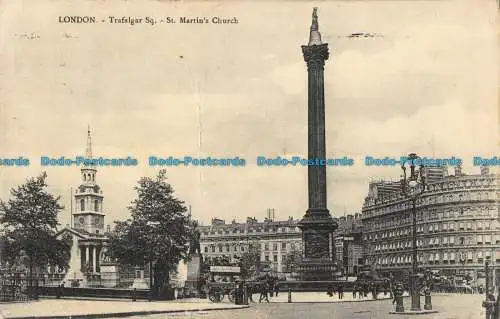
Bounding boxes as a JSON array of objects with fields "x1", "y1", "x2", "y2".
[
  {"x1": 284, "y1": 244, "x2": 302, "y2": 274},
  {"x1": 238, "y1": 242, "x2": 261, "y2": 279},
  {"x1": 107, "y1": 170, "x2": 190, "y2": 300},
  {"x1": 0, "y1": 173, "x2": 71, "y2": 279}
]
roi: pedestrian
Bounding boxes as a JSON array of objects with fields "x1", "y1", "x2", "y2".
[
  {"x1": 274, "y1": 281, "x2": 279, "y2": 297},
  {"x1": 247, "y1": 283, "x2": 254, "y2": 303},
  {"x1": 259, "y1": 282, "x2": 269, "y2": 303},
  {"x1": 338, "y1": 284, "x2": 344, "y2": 299},
  {"x1": 372, "y1": 283, "x2": 378, "y2": 300},
  {"x1": 352, "y1": 284, "x2": 357, "y2": 299}
]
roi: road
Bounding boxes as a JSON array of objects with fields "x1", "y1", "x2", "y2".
[{"x1": 117, "y1": 293, "x2": 486, "y2": 319}]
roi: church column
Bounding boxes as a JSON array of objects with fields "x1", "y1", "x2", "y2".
[
  {"x1": 80, "y1": 246, "x2": 85, "y2": 271},
  {"x1": 85, "y1": 246, "x2": 90, "y2": 270},
  {"x1": 93, "y1": 246, "x2": 97, "y2": 273}
]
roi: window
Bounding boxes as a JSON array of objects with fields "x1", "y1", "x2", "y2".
[
  {"x1": 80, "y1": 199, "x2": 85, "y2": 211},
  {"x1": 477, "y1": 235, "x2": 483, "y2": 244},
  {"x1": 273, "y1": 255, "x2": 278, "y2": 262},
  {"x1": 204, "y1": 247, "x2": 208, "y2": 253},
  {"x1": 94, "y1": 200, "x2": 99, "y2": 212},
  {"x1": 218, "y1": 244, "x2": 222, "y2": 252},
  {"x1": 264, "y1": 243, "x2": 269, "y2": 251},
  {"x1": 273, "y1": 243, "x2": 278, "y2": 251},
  {"x1": 265, "y1": 255, "x2": 269, "y2": 262},
  {"x1": 281, "y1": 242, "x2": 287, "y2": 250},
  {"x1": 467, "y1": 251, "x2": 473, "y2": 262}
]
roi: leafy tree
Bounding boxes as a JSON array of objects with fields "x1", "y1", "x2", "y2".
[
  {"x1": 0, "y1": 173, "x2": 71, "y2": 277},
  {"x1": 107, "y1": 170, "x2": 190, "y2": 299},
  {"x1": 284, "y1": 244, "x2": 302, "y2": 273},
  {"x1": 238, "y1": 242, "x2": 261, "y2": 279}
]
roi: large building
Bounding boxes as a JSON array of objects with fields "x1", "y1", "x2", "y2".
[
  {"x1": 334, "y1": 214, "x2": 364, "y2": 277},
  {"x1": 361, "y1": 165, "x2": 500, "y2": 287},
  {"x1": 199, "y1": 214, "x2": 302, "y2": 276}
]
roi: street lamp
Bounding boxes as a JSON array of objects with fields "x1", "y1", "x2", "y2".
[
  {"x1": 401, "y1": 153, "x2": 426, "y2": 312},
  {"x1": 146, "y1": 221, "x2": 161, "y2": 301}
]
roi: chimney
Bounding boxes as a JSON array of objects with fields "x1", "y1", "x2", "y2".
[{"x1": 481, "y1": 165, "x2": 490, "y2": 175}]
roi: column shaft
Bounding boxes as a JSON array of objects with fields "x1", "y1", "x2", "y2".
[{"x1": 93, "y1": 246, "x2": 97, "y2": 273}]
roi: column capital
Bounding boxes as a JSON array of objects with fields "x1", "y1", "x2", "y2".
[{"x1": 302, "y1": 43, "x2": 329, "y2": 65}]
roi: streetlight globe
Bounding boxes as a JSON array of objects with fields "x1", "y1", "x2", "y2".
[{"x1": 409, "y1": 180, "x2": 418, "y2": 188}]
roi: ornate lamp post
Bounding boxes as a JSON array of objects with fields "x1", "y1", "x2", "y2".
[{"x1": 401, "y1": 153, "x2": 426, "y2": 311}]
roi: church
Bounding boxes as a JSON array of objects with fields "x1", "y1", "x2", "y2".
[{"x1": 53, "y1": 128, "x2": 117, "y2": 287}]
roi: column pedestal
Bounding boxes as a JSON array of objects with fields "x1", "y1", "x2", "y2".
[{"x1": 298, "y1": 209, "x2": 337, "y2": 281}]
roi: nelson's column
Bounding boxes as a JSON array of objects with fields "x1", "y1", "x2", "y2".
[{"x1": 297, "y1": 8, "x2": 338, "y2": 281}]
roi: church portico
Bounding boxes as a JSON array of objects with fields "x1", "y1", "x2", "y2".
[{"x1": 77, "y1": 242, "x2": 105, "y2": 273}]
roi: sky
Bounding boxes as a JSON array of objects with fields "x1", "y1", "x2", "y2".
[{"x1": 0, "y1": 0, "x2": 498, "y2": 227}]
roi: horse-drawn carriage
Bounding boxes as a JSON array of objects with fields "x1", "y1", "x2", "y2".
[
  {"x1": 202, "y1": 265, "x2": 241, "y2": 303},
  {"x1": 206, "y1": 281, "x2": 236, "y2": 303}
]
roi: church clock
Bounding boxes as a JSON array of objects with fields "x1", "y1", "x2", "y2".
[{"x1": 79, "y1": 217, "x2": 85, "y2": 224}]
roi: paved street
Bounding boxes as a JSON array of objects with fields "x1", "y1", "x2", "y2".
[
  {"x1": 0, "y1": 293, "x2": 487, "y2": 318},
  {"x1": 0, "y1": 299, "x2": 247, "y2": 319},
  {"x1": 119, "y1": 294, "x2": 486, "y2": 319}
]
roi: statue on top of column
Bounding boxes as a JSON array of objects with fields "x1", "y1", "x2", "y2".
[
  {"x1": 308, "y1": 7, "x2": 323, "y2": 46},
  {"x1": 311, "y1": 7, "x2": 318, "y2": 31}
]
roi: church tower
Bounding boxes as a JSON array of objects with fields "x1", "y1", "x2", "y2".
[{"x1": 73, "y1": 127, "x2": 105, "y2": 234}]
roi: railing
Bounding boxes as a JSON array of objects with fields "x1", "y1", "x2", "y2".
[
  {"x1": 38, "y1": 286, "x2": 151, "y2": 300},
  {"x1": 0, "y1": 278, "x2": 39, "y2": 302}
]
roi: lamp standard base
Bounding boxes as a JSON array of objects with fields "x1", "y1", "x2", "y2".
[{"x1": 411, "y1": 292, "x2": 421, "y2": 312}]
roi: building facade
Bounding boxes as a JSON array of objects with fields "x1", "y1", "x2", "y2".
[
  {"x1": 334, "y1": 214, "x2": 364, "y2": 277},
  {"x1": 361, "y1": 166, "x2": 500, "y2": 287},
  {"x1": 199, "y1": 216, "x2": 302, "y2": 276}
]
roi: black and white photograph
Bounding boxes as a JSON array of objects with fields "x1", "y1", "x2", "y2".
[{"x1": 0, "y1": 1, "x2": 498, "y2": 318}]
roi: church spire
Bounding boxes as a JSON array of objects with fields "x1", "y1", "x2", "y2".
[
  {"x1": 86, "y1": 125, "x2": 93, "y2": 159},
  {"x1": 308, "y1": 7, "x2": 323, "y2": 46}
]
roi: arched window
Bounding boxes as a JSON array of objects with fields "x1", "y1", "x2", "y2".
[
  {"x1": 80, "y1": 199, "x2": 85, "y2": 211},
  {"x1": 83, "y1": 174, "x2": 86, "y2": 181},
  {"x1": 94, "y1": 200, "x2": 99, "y2": 212}
]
